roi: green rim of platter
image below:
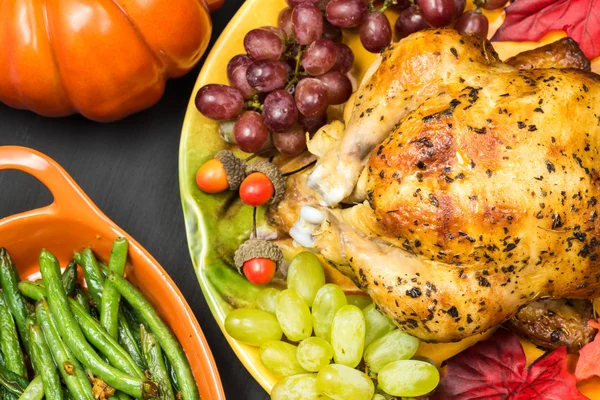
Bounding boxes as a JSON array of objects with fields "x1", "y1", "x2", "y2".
[{"x1": 179, "y1": 0, "x2": 291, "y2": 393}]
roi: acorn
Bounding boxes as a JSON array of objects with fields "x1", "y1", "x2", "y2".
[
  {"x1": 239, "y1": 160, "x2": 285, "y2": 206},
  {"x1": 234, "y1": 239, "x2": 283, "y2": 285},
  {"x1": 196, "y1": 150, "x2": 246, "y2": 193}
]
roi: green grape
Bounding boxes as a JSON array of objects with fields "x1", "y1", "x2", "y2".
[
  {"x1": 412, "y1": 355, "x2": 436, "y2": 365},
  {"x1": 364, "y1": 330, "x2": 419, "y2": 373},
  {"x1": 377, "y1": 360, "x2": 440, "y2": 397},
  {"x1": 271, "y1": 374, "x2": 320, "y2": 400},
  {"x1": 371, "y1": 395, "x2": 386, "y2": 400},
  {"x1": 257, "y1": 288, "x2": 280, "y2": 314},
  {"x1": 330, "y1": 305, "x2": 365, "y2": 368},
  {"x1": 287, "y1": 252, "x2": 326, "y2": 307},
  {"x1": 346, "y1": 295, "x2": 372, "y2": 309},
  {"x1": 276, "y1": 289, "x2": 313, "y2": 342},
  {"x1": 259, "y1": 340, "x2": 307, "y2": 378},
  {"x1": 362, "y1": 303, "x2": 396, "y2": 349},
  {"x1": 317, "y1": 364, "x2": 374, "y2": 400},
  {"x1": 296, "y1": 337, "x2": 333, "y2": 372},
  {"x1": 312, "y1": 284, "x2": 347, "y2": 340},
  {"x1": 224, "y1": 308, "x2": 282, "y2": 347}
]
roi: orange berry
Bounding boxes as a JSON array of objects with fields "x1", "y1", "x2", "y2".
[
  {"x1": 196, "y1": 159, "x2": 229, "y2": 193},
  {"x1": 239, "y1": 172, "x2": 274, "y2": 206}
]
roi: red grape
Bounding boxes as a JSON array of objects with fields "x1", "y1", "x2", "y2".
[
  {"x1": 286, "y1": 0, "x2": 319, "y2": 6},
  {"x1": 292, "y1": 3, "x2": 324, "y2": 45},
  {"x1": 244, "y1": 27, "x2": 286, "y2": 60},
  {"x1": 227, "y1": 55, "x2": 258, "y2": 99},
  {"x1": 417, "y1": 0, "x2": 456, "y2": 27},
  {"x1": 263, "y1": 90, "x2": 298, "y2": 132},
  {"x1": 195, "y1": 84, "x2": 244, "y2": 121},
  {"x1": 246, "y1": 59, "x2": 289, "y2": 92},
  {"x1": 454, "y1": 9, "x2": 489, "y2": 39},
  {"x1": 299, "y1": 113, "x2": 327, "y2": 134},
  {"x1": 273, "y1": 124, "x2": 307, "y2": 156},
  {"x1": 322, "y1": 20, "x2": 343, "y2": 42},
  {"x1": 395, "y1": 6, "x2": 428, "y2": 40},
  {"x1": 302, "y1": 39, "x2": 338, "y2": 76},
  {"x1": 392, "y1": 0, "x2": 411, "y2": 10},
  {"x1": 318, "y1": 71, "x2": 352, "y2": 105},
  {"x1": 234, "y1": 111, "x2": 269, "y2": 153},
  {"x1": 326, "y1": 0, "x2": 367, "y2": 28},
  {"x1": 295, "y1": 78, "x2": 329, "y2": 117},
  {"x1": 278, "y1": 7, "x2": 295, "y2": 39},
  {"x1": 481, "y1": 0, "x2": 509, "y2": 10},
  {"x1": 331, "y1": 43, "x2": 354, "y2": 73},
  {"x1": 453, "y1": 0, "x2": 466, "y2": 18},
  {"x1": 360, "y1": 12, "x2": 392, "y2": 53}
]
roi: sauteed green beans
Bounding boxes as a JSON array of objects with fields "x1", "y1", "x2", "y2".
[{"x1": 0, "y1": 238, "x2": 196, "y2": 400}]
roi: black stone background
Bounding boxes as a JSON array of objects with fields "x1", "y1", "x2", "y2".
[{"x1": 0, "y1": 1, "x2": 267, "y2": 398}]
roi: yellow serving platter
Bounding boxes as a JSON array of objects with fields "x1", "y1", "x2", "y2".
[{"x1": 179, "y1": 0, "x2": 600, "y2": 396}]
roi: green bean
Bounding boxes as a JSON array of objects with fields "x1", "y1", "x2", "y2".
[
  {"x1": 30, "y1": 323, "x2": 63, "y2": 400},
  {"x1": 0, "y1": 249, "x2": 31, "y2": 356},
  {"x1": 36, "y1": 300, "x2": 94, "y2": 400},
  {"x1": 74, "y1": 249, "x2": 104, "y2": 308},
  {"x1": 40, "y1": 250, "x2": 157, "y2": 399},
  {"x1": 118, "y1": 315, "x2": 146, "y2": 371},
  {"x1": 164, "y1": 356, "x2": 181, "y2": 394},
  {"x1": 121, "y1": 303, "x2": 142, "y2": 343},
  {"x1": 115, "y1": 392, "x2": 132, "y2": 400},
  {"x1": 16, "y1": 282, "x2": 44, "y2": 302},
  {"x1": 140, "y1": 325, "x2": 175, "y2": 400},
  {"x1": 73, "y1": 287, "x2": 92, "y2": 314},
  {"x1": 101, "y1": 238, "x2": 128, "y2": 339},
  {"x1": 19, "y1": 282, "x2": 144, "y2": 380},
  {"x1": 18, "y1": 278, "x2": 75, "y2": 303},
  {"x1": 61, "y1": 260, "x2": 78, "y2": 297},
  {"x1": 70, "y1": 300, "x2": 144, "y2": 379},
  {"x1": 109, "y1": 273, "x2": 199, "y2": 400},
  {"x1": 63, "y1": 389, "x2": 76, "y2": 400},
  {"x1": 0, "y1": 291, "x2": 26, "y2": 378},
  {"x1": 17, "y1": 376, "x2": 43, "y2": 400},
  {"x1": 0, "y1": 365, "x2": 28, "y2": 396}
]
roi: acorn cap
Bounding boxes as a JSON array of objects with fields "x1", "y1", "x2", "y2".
[
  {"x1": 246, "y1": 160, "x2": 285, "y2": 204},
  {"x1": 234, "y1": 239, "x2": 283, "y2": 274},
  {"x1": 215, "y1": 150, "x2": 246, "y2": 190}
]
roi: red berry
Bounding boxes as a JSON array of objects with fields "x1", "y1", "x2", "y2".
[
  {"x1": 243, "y1": 257, "x2": 277, "y2": 285},
  {"x1": 239, "y1": 172, "x2": 275, "y2": 206}
]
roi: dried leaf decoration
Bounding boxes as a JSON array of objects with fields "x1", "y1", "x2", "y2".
[
  {"x1": 575, "y1": 320, "x2": 600, "y2": 381},
  {"x1": 491, "y1": 0, "x2": 600, "y2": 60},
  {"x1": 431, "y1": 329, "x2": 588, "y2": 400}
]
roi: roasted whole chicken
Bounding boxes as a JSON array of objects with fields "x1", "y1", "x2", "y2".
[{"x1": 276, "y1": 29, "x2": 600, "y2": 348}]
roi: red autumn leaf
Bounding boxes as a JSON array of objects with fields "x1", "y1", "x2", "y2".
[
  {"x1": 491, "y1": 0, "x2": 600, "y2": 60},
  {"x1": 431, "y1": 328, "x2": 588, "y2": 400},
  {"x1": 575, "y1": 320, "x2": 600, "y2": 381}
]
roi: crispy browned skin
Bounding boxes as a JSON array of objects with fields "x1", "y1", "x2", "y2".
[
  {"x1": 506, "y1": 299, "x2": 596, "y2": 353},
  {"x1": 505, "y1": 38, "x2": 590, "y2": 71},
  {"x1": 303, "y1": 30, "x2": 600, "y2": 342},
  {"x1": 501, "y1": 35, "x2": 594, "y2": 351}
]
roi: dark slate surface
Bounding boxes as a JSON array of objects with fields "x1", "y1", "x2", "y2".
[{"x1": 0, "y1": 1, "x2": 267, "y2": 398}]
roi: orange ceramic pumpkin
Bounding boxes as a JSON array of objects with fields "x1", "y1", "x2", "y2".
[{"x1": 0, "y1": 0, "x2": 222, "y2": 122}]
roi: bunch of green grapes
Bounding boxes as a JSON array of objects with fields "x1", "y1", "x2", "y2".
[{"x1": 224, "y1": 252, "x2": 440, "y2": 400}]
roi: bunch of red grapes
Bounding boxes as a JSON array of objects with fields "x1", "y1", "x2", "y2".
[
  {"x1": 195, "y1": 0, "x2": 508, "y2": 157},
  {"x1": 196, "y1": 0, "x2": 359, "y2": 157},
  {"x1": 395, "y1": 0, "x2": 508, "y2": 40}
]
